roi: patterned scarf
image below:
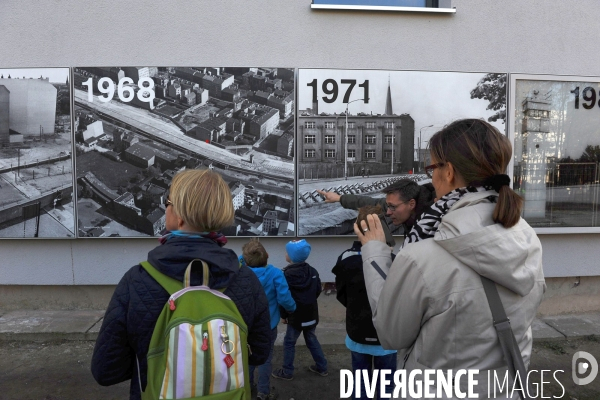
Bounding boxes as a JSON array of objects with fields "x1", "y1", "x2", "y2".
[
  {"x1": 403, "y1": 186, "x2": 492, "y2": 246},
  {"x1": 158, "y1": 230, "x2": 228, "y2": 247}
]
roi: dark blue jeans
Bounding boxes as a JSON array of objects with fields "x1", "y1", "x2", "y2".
[
  {"x1": 282, "y1": 324, "x2": 327, "y2": 375},
  {"x1": 249, "y1": 326, "x2": 277, "y2": 394},
  {"x1": 351, "y1": 351, "x2": 397, "y2": 400}
]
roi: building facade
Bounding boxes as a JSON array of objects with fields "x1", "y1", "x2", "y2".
[
  {"x1": 0, "y1": 77, "x2": 57, "y2": 136},
  {"x1": 298, "y1": 113, "x2": 414, "y2": 176}
]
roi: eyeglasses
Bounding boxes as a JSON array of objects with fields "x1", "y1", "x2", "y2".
[
  {"x1": 386, "y1": 201, "x2": 407, "y2": 212},
  {"x1": 425, "y1": 162, "x2": 445, "y2": 179},
  {"x1": 164, "y1": 196, "x2": 173, "y2": 207}
]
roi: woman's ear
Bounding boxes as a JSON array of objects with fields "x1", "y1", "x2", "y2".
[{"x1": 446, "y1": 161, "x2": 467, "y2": 188}]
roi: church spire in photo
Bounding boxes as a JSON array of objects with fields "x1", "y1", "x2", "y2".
[{"x1": 385, "y1": 74, "x2": 393, "y2": 115}]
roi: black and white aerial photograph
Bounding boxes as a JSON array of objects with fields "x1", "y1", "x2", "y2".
[
  {"x1": 296, "y1": 68, "x2": 506, "y2": 236},
  {"x1": 511, "y1": 74, "x2": 600, "y2": 230},
  {"x1": 73, "y1": 67, "x2": 295, "y2": 237},
  {"x1": 0, "y1": 68, "x2": 74, "y2": 238}
]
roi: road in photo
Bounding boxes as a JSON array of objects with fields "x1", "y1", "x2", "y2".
[
  {"x1": 296, "y1": 69, "x2": 506, "y2": 236},
  {"x1": 0, "y1": 68, "x2": 74, "y2": 238},
  {"x1": 73, "y1": 67, "x2": 295, "y2": 237}
]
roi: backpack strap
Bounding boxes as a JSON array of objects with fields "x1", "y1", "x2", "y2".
[
  {"x1": 140, "y1": 261, "x2": 182, "y2": 295},
  {"x1": 184, "y1": 259, "x2": 211, "y2": 288},
  {"x1": 480, "y1": 276, "x2": 531, "y2": 400}
]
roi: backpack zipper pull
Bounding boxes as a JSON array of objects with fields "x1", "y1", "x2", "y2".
[
  {"x1": 169, "y1": 297, "x2": 176, "y2": 311},
  {"x1": 220, "y1": 325, "x2": 229, "y2": 342},
  {"x1": 201, "y1": 332, "x2": 208, "y2": 351}
]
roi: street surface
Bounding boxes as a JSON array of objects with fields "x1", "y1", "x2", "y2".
[{"x1": 1, "y1": 338, "x2": 598, "y2": 399}]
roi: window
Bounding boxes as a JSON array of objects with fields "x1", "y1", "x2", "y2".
[
  {"x1": 385, "y1": 122, "x2": 395, "y2": 129},
  {"x1": 365, "y1": 135, "x2": 376, "y2": 144},
  {"x1": 366, "y1": 122, "x2": 376, "y2": 129},
  {"x1": 325, "y1": 135, "x2": 335, "y2": 144},
  {"x1": 311, "y1": 1, "x2": 456, "y2": 13},
  {"x1": 305, "y1": 121, "x2": 316, "y2": 129},
  {"x1": 385, "y1": 135, "x2": 394, "y2": 144},
  {"x1": 304, "y1": 135, "x2": 316, "y2": 144},
  {"x1": 325, "y1": 149, "x2": 336, "y2": 158},
  {"x1": 364, "y1": 150, "x2": 376, "y2": 159},
  {"x1": 347, "y1": 135, "x2": 356, "y2": 144},
  {"x1": 347, "y1": 149, "x2": 356, "y2": 158},
  {"x1": 384, "y1": 150, "x2": 393, "y2": 159},
  {"x1": 346, "y1": 122, "x2": 355, "y2": 129},
  {"x1": 325, "y1": 121, "x2": 336, "y2": 129},
  {"x1": 526, "y1": 109, "x2": 549, "y2": 118},
  {"x1": 304, "y1": 149, "x2": 315, "y2": 158}
]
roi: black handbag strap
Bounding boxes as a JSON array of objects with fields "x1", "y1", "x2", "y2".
[{"x1": 480, "y1": 276, "x2": 530, "y2": 400}]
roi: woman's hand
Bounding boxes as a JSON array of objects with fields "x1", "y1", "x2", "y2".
[
  {"x1": 316, "y1": 190, "x2": 341, "y2": 203},
  {"x1": 354, "y1": 213, "x2": 387, "y2": 246}
]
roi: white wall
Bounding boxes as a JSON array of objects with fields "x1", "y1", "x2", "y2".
[{"x1": 1, "y1": 0, "x2": 600, "y2": 284}]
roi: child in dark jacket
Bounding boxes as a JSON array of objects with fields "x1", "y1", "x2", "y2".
[
  {"x1": 333, "y1": 206, "x2": 397, "y2": 400},
  {"x1": 272, "y1": 239, "x2": 328, "y2": 380},
  {"x1": 241, "y1": 239, "x2": 296, "y2": 400}
]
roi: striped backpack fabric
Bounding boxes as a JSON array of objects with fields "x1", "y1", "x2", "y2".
[{"x1": 140, "y1": 259, "x2": 250, "y2": 400}]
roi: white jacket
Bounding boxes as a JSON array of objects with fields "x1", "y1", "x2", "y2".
[{"x1": 362, "y1": 190, "x2": 546, "y2": 399}]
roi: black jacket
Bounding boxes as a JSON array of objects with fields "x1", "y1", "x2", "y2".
[
  {"x1": 332, "y1": 241, "x2": 392, "y2": 345},
  {"x1": 280, "y1": 262, "x2": 321, "y2": 330},
  {"x1": 91, "y1": 235, "x2": 271, "y2": 400}
]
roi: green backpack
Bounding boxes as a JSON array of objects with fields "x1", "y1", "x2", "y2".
[{"x1": 140, "y1": 259, "x2": 251, "y2": 400}]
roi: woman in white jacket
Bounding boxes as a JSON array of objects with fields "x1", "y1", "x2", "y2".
[{"x1": 355, "y1": 119, "x2": 545, "y2": 399}]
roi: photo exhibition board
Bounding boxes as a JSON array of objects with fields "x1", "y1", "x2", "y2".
[
  {"x1": 296, "y1": 69, "x2": 507, "y2": 237},
  {"x1": 14, "y1": 68, "x2": 600, "y2": 237},
  {"x1": 0, "y1": 67, "x2": 74, "y2": 238},
  {"x1": 73, "y1": 67, "x2": 295, "y2": 238},
  {"x1": 510, "y1": 74, "x2": 600, "y2": 233}
]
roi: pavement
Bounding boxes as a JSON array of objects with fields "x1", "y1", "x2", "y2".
[
  {"x1": 1, "y1": 297, "x2": 599, "y2": 400},
  {"x1": 1, "y1": 293, "x2": 598, "y2": 344}
]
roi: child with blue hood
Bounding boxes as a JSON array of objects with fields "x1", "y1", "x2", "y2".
[
  {"x1": 241, "y1": 239, "x2": 296, "y2": 400},
  {"x1": 272, "y1": 239, "x2": 328, "y2": 381}
]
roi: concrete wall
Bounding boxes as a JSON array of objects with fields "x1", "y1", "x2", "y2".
[
  {"x1": 1, "y1": 0, "x2": 600, "y2": 311},
  {"x1": 0, "y1": 79, "x2": 56, "y2": 136},
  {"x1": 0, "y1": 85, "x2": 9, "y2": 144}
]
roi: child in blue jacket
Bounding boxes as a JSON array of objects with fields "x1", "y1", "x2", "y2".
[{"x1": 241, "y1": 239, "x2": 296, "y2": 400}]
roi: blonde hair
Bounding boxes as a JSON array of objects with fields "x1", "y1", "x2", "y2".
[
  {"x1": 241, "y1": 238, "x2": 268, "y2": 267},
  {"x1": 169, "y1": 169, "x2": 234, "y2": 232}
]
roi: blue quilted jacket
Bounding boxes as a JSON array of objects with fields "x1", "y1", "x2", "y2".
[
  {"x1": 91, "y1": 235, "x2": 271, "y2": 400},
  {"x1": 250, "y1": 264, "x2": 296, "y2": 329}
]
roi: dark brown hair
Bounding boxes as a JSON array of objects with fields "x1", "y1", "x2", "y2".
[
  {"x1": 356, "y1": 204, "x2": 383, "y2": 230},
  {"x1": 428, "y1": 119, "x2": 523, "y2": 228},
  {"x1": 381, "y1": 179, "x2": 435, "y2": 226},
  {"x1": 241, "y1": 238, "x2": 268, "y2": 267}
]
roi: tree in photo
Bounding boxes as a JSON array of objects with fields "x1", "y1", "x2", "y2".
[
  {"x1": 578, "y1": 144, "x2": 600, "y2": 163},
  {"x1": 470, "y1": 73, "x2": 506, "y2": 124}
]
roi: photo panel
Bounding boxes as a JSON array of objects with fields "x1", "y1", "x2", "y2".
[
  {"x1": 73, "y1": 67, "x2": 295, "y2": 238},
  {"x1": 0, "y1": 68, "x2": 74, "y2": 238},
  {"x1": 510, "y1": 74, "x2": 600, "y2": 232},
  {"x1": 297, "y1": 68, "x2": 506, "y2": 236}
]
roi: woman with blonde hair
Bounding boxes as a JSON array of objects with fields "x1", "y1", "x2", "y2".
[
  {"x1": 356, "y1": 119, "x2": 545, "y2": 399},
  {"x1": 92, "y1": 169, "x2": 271, "y2": 400}
]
